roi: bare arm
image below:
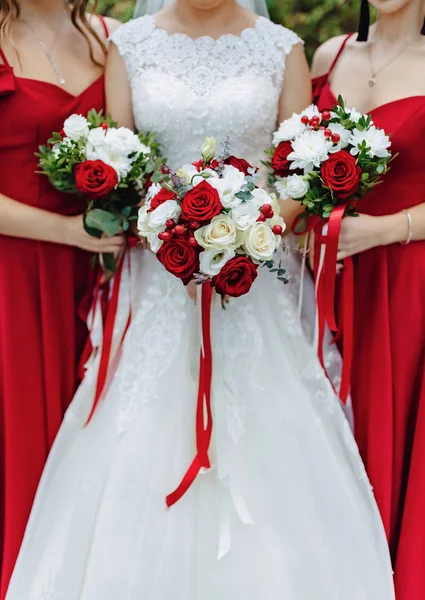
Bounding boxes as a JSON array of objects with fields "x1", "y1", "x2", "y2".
[
  {"x1": 0, "y1": 193, "x2": 124, "y2": 253},
  {"x1": 337, "y1": 203, "x2": 425, "y2": 260},
  {"x1": 277, "y1": 43, "x2": 312, "y2": 231},
  {"x1": 105, "y1": 43, "x2": 134, "y2": 129}
]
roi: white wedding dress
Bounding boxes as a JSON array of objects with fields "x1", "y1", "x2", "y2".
[{"x1": 6, "y1": 15, "x2": 394, "y2": 600}]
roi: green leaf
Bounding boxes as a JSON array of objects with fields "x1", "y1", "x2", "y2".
[{"x1": 85, "y1": 208, "x2": 122, "y2": 237}]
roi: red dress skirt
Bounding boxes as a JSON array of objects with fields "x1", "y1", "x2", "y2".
[
  {"x1": 0, "y1": 46, "x2": 105, "y2": 596},
  {"x1": 314, "y1": 35, "x2": 425, "y2": 600}
]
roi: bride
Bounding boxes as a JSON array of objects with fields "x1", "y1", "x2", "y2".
[{"x1": 6, "y1": 0, "x2": 395, "y2": 598}]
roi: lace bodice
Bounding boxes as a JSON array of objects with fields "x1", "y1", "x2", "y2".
[{"x1": 111, "y1": 15, "x2": 302, "y2": 170}]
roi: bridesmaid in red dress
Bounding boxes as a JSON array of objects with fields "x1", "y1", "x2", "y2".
[
  {"x1": 312, "y1": 0, "x2": 425, "y2": 597},
  {"x1": 0, "y1": 1, "x2": 122, "y2": 596}
]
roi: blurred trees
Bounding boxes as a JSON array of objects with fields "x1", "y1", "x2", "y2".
[{"x1": 97, "y1": 0, "x2": 363, "y2": 61}]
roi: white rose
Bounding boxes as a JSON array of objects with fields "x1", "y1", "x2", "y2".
[
  {"x1": 148, "y1": 232, "x2": 163, "y2": 254},
  {"x1": 208, "y1": 165, "x2": 245, "y2": 208},
  {"x1": 149, "y1": 200, "x2": 182, "y2": 230},
  {"x1": 200, "y1": 137, "x2": 217, "y2": 163},
  {"x1": 105, "y1": 127, "x2": 150, "y2": 158},
  {"x1": 230, "y1": 187, "x2": 269, "y2": 231},
  {"x1": 244, "y1": 222, "x2": 279, "y2": 262},
  {"x1": 287, "y1": 129, "x2": 333, "y2": 173},
  {"x1": 199, "y1": 247, "x2": 235, "y2": 277},
  {"x1": 63, "y1": 114, "x2": 89, "y2": 141},
  {"x1": 195, "y1": 214, "x2": 242, "y2": 250},
  {"x1": 349, "y1": 126, "x2": 391, "y2": 159},
  {"x1": 276, "y1": 174, "x2": 310, "y2": 200},
  {"x1": 273, "y1": 112, "x2": 306, "y2": 144},
  {"x1": 137, "y1": 204, "x2": 154, "y2": 238}
]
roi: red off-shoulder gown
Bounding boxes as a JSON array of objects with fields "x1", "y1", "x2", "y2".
[
  {"x1": 314, "y1": 34, "x2": 425, "y2": 600},
  {"x1": 0, "y1": 18, "x2": 108, "y2": 597}
]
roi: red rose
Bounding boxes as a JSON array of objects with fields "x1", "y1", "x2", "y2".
[
  {"x1": 181, "y1": 180, "x2": 222, "y2": 223},
  {"x1": 271, "y1": 141, "x2": 293, "y2": 177},
  {"x1": 74, "y1": 160, "x2": 118, "y2": 200},
  {"x1": 213, "y1": 256, "x2": 258, "y2": 298},
  {"x1": 149, "y1": 187, "x2": 177, "y2": 211},
  {"x1": 225, "y1": 155, "x2": 253, "y2": 176},
  {"x1": 157, "y1": 237, "x2": 199, "y2": 284},
  {"x1": 321, "y1": 150, "x2": 362, "y2": 200}
]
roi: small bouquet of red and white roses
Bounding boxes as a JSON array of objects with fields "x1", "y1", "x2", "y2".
[
  {"x1": 138, "y1": 137, "x2": 287, "y2": 298},
  {"x1": 266, "y1": 96, "x2": 392, "y2": 223},
  {"x1": 265, "y1": 97, "x2": 393, "y2": 405},
  {"x1": 38, "y1": 109, "x2": 163, "y2": 271}
]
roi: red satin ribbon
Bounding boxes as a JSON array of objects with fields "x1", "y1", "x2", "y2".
[
  {"x1": 292, "y1": 207, "x2": 353, "y2": 405},
  {"x1": 166, "y1": 282, "x2": 214, "y2": 508},
  {"x1": 85, "y1": 246, "x2": 133, "y2": 425}
]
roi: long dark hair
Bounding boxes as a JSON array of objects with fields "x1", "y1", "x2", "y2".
[{"x1": 0, "y1": 0, "x2": 106, "y2": 65}]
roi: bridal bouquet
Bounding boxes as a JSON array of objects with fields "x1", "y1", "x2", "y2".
[
  {"x1": 138, "y1": 138, "x2": 287, "y2": 511},
  {"x1": 138, "y1": 137, "x2": 287, "y2": 298},
  {"x1": 266, "y1": 98, "x2": 393, "y2": 405},
  {"x1": 266, "y1": 97, "x2": 392, "y2": 223},
  {"x1": 37, "y1": 109, "x2": 163, "y2": 271}
]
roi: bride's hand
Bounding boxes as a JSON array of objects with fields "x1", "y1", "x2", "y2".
[{"x1": 186, "y1": 280, "x2": 198, "y2": 303}]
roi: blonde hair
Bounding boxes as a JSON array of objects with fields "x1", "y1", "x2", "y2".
[{"x1": 0, "y1": 0, "x2": 106, "y2": 66}]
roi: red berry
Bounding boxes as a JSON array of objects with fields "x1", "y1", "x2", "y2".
[
  {"x1": 158, "y1": 231, "x2": 171, "y2": 242},
  {"x1": 310, "y1": 116, "x2": 320, "y2": 128},
  {"x1": 175, "y1": 224, "x2": 185, "y2": 236},
  {"x1": 257, "y1": 213, "x2": 267, "y2": 222},
  {"x1": 188, "y1": 237, "x2": 198, "y2": 247},
  {"x1": 272, "y1": 225, "x2": 283, "y2": 235},
  {"x1": 170, "y1": 227, "x2": 176, "y2": 235},
  {"x1": 301, "y1": 115, "x2": 309, "y2": 125},
  {"x1": 101, "y1": 123, "x2": 109, "y2": 131},
  {"x1": 262, "y1": 203, "x2": 273, "y2": 216},
  {"x1": 324, "y1": 128, "x2": 333, "y2": 138},
  {"x1": 166, "y1": 219, "x2": 175, "y2": 229},
  {"x1": 190, "y1": 221, "x2": 200, "y2": 230},
  {"x1": 331, "y1": 133, "x2": 341, "y2": 143},
  {"x1": 321, "y1": 110, "x2": 331, "y2": 121}
]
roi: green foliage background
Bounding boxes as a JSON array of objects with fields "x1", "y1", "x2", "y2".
[{"x1": 97, "y1": 0, "x2": 361, "y2": 62}]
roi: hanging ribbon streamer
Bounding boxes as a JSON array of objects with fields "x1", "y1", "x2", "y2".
[
  {"x1": 292, "y1": 206, "x2": 353, "y2": 405},
  {"x1": 166, "y1": 282, "x2": 214, "y2": 508},
  {"x1": 84, "y1": 237, "x2": 138, "y2": 426}
]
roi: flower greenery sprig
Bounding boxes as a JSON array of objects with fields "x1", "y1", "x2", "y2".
[{"x1": 37, "y1": 109, "x2": 164, "y2": 272}]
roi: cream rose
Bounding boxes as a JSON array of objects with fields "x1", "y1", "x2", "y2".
[
  {"x1": 244, "y1": 222, "x2": 280, "y2": 262},
  {"x1": 195, "y1": 214, "x2": 242, "y2": 250},
  {"x1": 199, "y1": 247, "x2": 235, "y2": 277}
]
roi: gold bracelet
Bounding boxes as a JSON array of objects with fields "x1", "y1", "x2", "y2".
[{"x1": 401, "y1": 209, "x2": 413, "y2": 246}]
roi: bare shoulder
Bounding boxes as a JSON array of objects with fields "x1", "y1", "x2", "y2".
[
  {"x1": 311, "y1": 34, "x2": 350, "y2": 78},
  {"x1": 87, "y1": 14, "x2": 122, "y2": 39}
]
